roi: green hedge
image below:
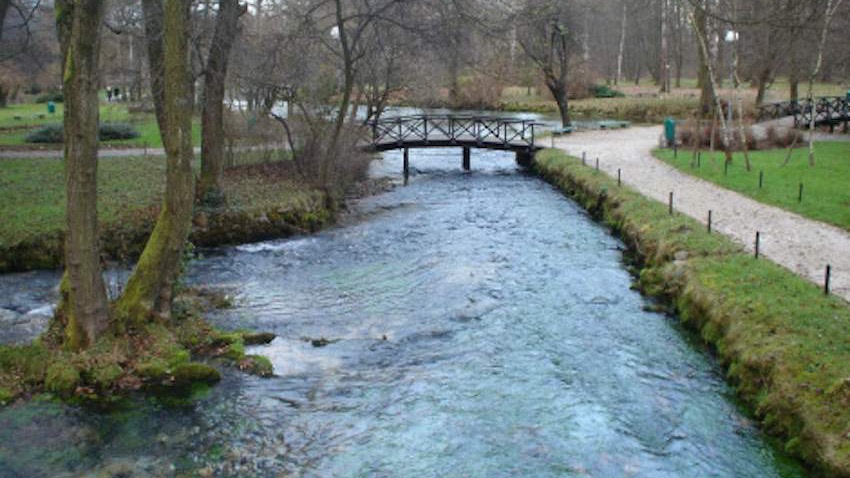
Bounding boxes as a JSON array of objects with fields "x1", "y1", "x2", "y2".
[
  {"x1": 25, "y1": 123, "x2": 140, "y2": 143},
  {"x1": 34, "y1": 91, "x2": 64, "y2": 104}
]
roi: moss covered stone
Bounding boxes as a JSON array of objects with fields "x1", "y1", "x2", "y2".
[
  {"x1": 45, "y1": 362, "x2": 80, "y2": 395},
  {"x1": 91, "y1": 363, "x2": 123, "y2": 388},
  {"x1": 239, "y1": 355, "x2": 274, "y2": 378},
  {"x1": 242, "y1": 332, "x2": 276, "y2": 346},
  {"x1": 171, "y1": 362, "x2": 221, "y2": 386},
  {"x1": 0, "y1": 387, "x2": 13, "y2": 405}
]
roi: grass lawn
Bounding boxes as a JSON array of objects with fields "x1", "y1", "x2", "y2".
[
  {"x1": 0, "y1": 152, "x2": 307, "y2": 248},
  {"x1": 655, "y1": 142, "x2": 850, "y2": 231},
  {"x1": 0, "y1": 102, "x2": 200, "y2": 148}
]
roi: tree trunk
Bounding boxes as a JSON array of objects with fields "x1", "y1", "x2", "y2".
[
  {"x1": 54, "y1": 0, "x2": 110, "y2": 349},
  {"x1": 199, "y1": 0, "x2": 244, "y2": 202},
  {"x1": 615, "y1": 2, "x2": 627, "y2": 86},
  {"x1": 659, "y1": 0, "x2": 670, "y2": 93},
  {"x1": 0, "y1": 1, "x2": 10, "y2": 43},
  {"x1": 755, "y1": 67, "x2": 771, "y2": 105},
  {"x1": 693, "y1": 2, "x2": 713, "y2": 117},
  {"x1": 141, "y1": 0, "x2": 167, "y2": 138},
  {"x1": 546, "y1": 78, "x2": 570, "y2": 128},
  {"x1": 115, "y1": 0, "x2": 195, "y2": 323},
  {"x1": 448, "y1": 53, "x2": 460, "y2": 106}
]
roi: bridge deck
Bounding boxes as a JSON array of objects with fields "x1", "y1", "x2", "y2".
[{"x1": 366, "y1": 115, "x2": 544, "y2": 153}]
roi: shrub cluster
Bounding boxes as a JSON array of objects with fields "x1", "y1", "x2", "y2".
[
  {"x1": 25, "y1": 123, "x2": 140, "y2": 144},
  {"x1": 591, "y1": 84, "x2": 625, "y2": 98},
  {"x1": 676, "y1": 119, "x2": 802, "y2": 151},
  {"x1": 35, "y1": 91, "x2": 64, "y2": 103}
]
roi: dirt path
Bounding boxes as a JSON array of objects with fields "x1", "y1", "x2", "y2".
[{"x1": 554, "y1": 126, "x2": 850, "y2": 302}]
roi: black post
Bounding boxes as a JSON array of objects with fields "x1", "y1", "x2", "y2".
[
  {"x1": 403, "y1": 148, "x2": 410, "y2": 185},
  {"x1": 582, "y1": 151, "x2": 586, "y2": 165},
  {"x1": 798, "y1": 183, "x2": 804, "y2": 203},
  {"x1": 759, "y1": 171, "x2": 764, "y2": 189},
  {"x1": 755, "y1": 232, "x2": 761, "y2": 258},
  {"x1": 825, "y1": 265, "x2": 832, "y2": 295},
  {"x1": 617, "y1": 169, "x2": 621, "y2": 187},
  {"x1": 697, "y1": 152, "x2": 701, "y2": 168},
  {"x1": 463, "y1": 147, "x2": 471, "y2": 171},
  {"x1": 595, "y1": 158, "x2": 599, "y2": 171},
  {"x1": 669, "y1": 192, "x2": 674, "y2": 215},
  {"x1": 707, "y1": 210, "x2": 712, "y2": 233}
]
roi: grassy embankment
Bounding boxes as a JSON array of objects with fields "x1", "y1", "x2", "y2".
[
  {"x1": 0, "y1": 102, "x2": 200, "y2": 148},
  {"x1": 0, "y1": 153, "x2": 331, "y2": 272},
  {"x1": 535, "y1": 148, "x2": 850, "y2": 477},
  {"x1": 655, "y1": 142, "x2": 850, "y2": 231}
]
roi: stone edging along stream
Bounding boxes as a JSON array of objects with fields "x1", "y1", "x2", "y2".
[{"x1": 533, "y1": 148, "x2": 850, "y2": 478}]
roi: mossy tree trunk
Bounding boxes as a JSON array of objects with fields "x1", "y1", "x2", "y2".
[
  {"x1": 141, "y1": 0, "x2": 167, "y2": 136},
  {"x1": 115, "y1": 0, "x2": 195, "y2": 323},
  {"x1": 54, "y1": 0, "x2": 111, "y2": 349},
  {"x1": 198, "y1": 0, "x2": 245, "y2": 203}
]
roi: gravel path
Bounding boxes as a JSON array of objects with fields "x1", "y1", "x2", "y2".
[
  {"x1": 0, "y1": 143, "x2": 289, "y2": 160},
  {"x1": 0, "y1": 146, "x2": 193, "y2": 159},
  {"x1": 554, "y1": 126, "x2": 850, "y2": 302}
]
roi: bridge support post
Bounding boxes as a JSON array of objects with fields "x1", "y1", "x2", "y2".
[
  {"x1": 403, "y1": 148, "x2": 410, "y2": 185},
  {"x1": 516, "y1": 150, "x2": 535, "y2": 168},
  {"x1": 462, "y1": 147, "x2": 471, "y2": 171}
]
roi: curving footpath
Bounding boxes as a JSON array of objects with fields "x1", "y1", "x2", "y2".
[{"x1": 554, "y1": 126, "x2": 850, "y2": 302}]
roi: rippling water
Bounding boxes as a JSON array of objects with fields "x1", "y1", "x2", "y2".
[{"x1": 0, "y1": 147, "x2": 804, "y2": 477}]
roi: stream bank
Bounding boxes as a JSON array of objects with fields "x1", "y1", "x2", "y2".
[{"x1": 534, "y1": 148, "x2": 850, "y2": 477}]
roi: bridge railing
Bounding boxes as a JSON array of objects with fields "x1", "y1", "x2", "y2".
[
  {"x1": 366, "y1": 115, "x2": 542, "y2": 150},
  {"x1": 757, "y1": 96, "x2": 849, "y2": 126}
]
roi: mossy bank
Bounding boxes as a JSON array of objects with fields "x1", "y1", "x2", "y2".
[
  {"x1": 0, "y1": 288, "x2": 276, "y2": 406},
  {"x1": 0, "y1": 160, "x2": 334, "y2": 273},
  {"x1": 534, "y1": 149, "x2": 850, "y2": 477}
]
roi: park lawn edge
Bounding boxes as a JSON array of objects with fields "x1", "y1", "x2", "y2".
[
  {"x1": 653, "y1": 144, "x2": 850, "y2": 232},
  {"x1": 534, "y1": 148, "x2": 850, "y2": 477}
]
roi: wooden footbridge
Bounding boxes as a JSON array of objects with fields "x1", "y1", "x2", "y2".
[
  {"x1": 364, "y1": 115, "x2": 544, "y2": 178},
  {"x1": 756, "y1": 96, "x2": 850, "y2": 132}
]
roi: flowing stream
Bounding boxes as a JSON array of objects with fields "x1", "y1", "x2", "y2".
[{"x1": 0, "y1": 141, "x2": 805, "y2": 477}]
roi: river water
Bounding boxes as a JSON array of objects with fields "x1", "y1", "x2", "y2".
[{"x1": 0, "y1": 145, "x2": 804, "y2": 477}]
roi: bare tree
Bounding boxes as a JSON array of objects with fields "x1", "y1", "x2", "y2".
[
  {"x1": 807, "y1": 0, "x2": 846, "y2": 165},
  {"x1": 514, "y1": 0, "x2": 580, "y2": 128}
]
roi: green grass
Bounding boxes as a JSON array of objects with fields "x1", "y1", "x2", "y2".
[
  {"x1": 0, "y1": 102, "x2": 200, "y2": 148},
  {"x1": 0, "y1": 152, "x2": 305, "y2": 248},
  {"x1": 535, "y1": 148, "x2": 850, "y2": 475},
  {"x1": 655, "y1": 142, "x2": 850, "y2": 231}
]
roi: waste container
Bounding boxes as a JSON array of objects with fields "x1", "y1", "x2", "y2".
[
  {"x1": 47, "y1": 101, "x2": 56, "y2": 114},
  {"x1": 664, "y1": 117, "x2": 676, "y2": 147}
]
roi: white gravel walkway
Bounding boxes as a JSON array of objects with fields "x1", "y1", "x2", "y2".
[{"x1": 554, "y1": 126, "x2": 850, "y2": 302}]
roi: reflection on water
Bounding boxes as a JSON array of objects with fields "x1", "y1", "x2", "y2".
[{"x1": 0, "y1": 147, "x2": 804, "y2": 477}]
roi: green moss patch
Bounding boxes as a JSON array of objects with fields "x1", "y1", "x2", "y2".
[
  {"x1": 0, "y1": 289, "x2": 278, "y2": 405},
  {"x1": 535, "y1": 148, "x2": 850, "y2": 477}
]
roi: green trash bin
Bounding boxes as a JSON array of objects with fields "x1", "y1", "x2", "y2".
[
  {"x1": 47, "y1": 101, "x2": 56, "y2": 114},
  {"x1": 664, "y1": 117, "x2": 676, "y2": 147}
]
